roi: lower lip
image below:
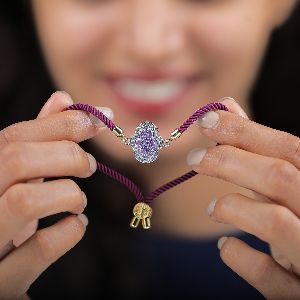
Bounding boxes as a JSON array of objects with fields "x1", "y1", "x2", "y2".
[{"x1": 106, "y1": 78, "x2": 200, "y2": 117}]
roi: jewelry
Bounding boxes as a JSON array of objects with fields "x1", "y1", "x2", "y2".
[{"x1": 66, "y1": 102, "x2": 229, "y2": 229}]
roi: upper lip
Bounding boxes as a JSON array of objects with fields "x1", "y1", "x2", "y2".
[{"x1": 105, "y1": 69, "x2": 200, "y2": 81}]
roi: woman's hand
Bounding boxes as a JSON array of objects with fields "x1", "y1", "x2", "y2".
[
  {"x1": 187, "y1": 97, "x2": 300, "y2": 299},
  {"x1": 0, "y1": 91, "x2": 111, "y2": 299}
]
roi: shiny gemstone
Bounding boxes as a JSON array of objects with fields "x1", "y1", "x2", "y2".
[{"x1": 130, "y1": 121, "x2": 165, "y2": 163}]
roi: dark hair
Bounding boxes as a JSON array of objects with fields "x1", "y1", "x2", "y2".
[
  {"x1": 0, "y1": 2, "x2": 299, "y2": 297},
  {"x1": 250, "y1": 3, "x2": 300, "y2": 136}
]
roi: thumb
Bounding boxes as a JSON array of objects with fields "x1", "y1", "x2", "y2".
[
  {"x1": 37, "y1": 91, "x2": 74, "y2": 118},
  {"x1": 219, "y1": 96, "x2": 249, "y2": 119}
]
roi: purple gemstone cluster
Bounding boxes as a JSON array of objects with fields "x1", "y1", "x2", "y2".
[{"x1": 130, "y1": 121, "x2": 167, "y2": 163}]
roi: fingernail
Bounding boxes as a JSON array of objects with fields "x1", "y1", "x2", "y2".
[
  {"x1": 187, "y1": 148, "x2": 207, "y2": 167},
  {"x1": 58, "y1": 90, "x2": 73, "y2": 99},
  {"x1": 220, "y1": 96, "x2": 249, "y2": 119},
  {"x1": 88, "y1": 106, "x2": 114, "y2": 127},
  {"x1": 86, "y1": 152, "x2": 97, "y2": 173},
  {"x1": 217, "y1": 236, "x2": 228, "y2": 250},
  {"x1": 207, "y1": 197, "x2": 218, "y2": 216},
  {"x1": 95, "y1": 106, "x2": 114, "y2": 119},
  {"x1": 54, "y1": 91, "x2": 74, "y2": 105},
  {"x1": 77, "y1": 213, "x2": 89, "y2": 226},
  {"x1": 198, "y1": 111, "x2": 219, "y2": 129},
  {"x1": 82, "y1": 191, "x2": 87, "y2": 209},
  {"x1": 219, "y1": 96, "x2": 236, "y2": 103}
]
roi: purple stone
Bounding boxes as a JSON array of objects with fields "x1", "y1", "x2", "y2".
[{"x1": 130, "y1": 121, "x2": 165, "y2": 163}]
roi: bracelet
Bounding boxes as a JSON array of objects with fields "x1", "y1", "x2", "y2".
[{"x1": 65, "y1": 102, "x2": 229, "y2": 230}]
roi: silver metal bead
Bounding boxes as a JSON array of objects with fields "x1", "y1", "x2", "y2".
[
  {"x1": 170, "y1": 128, "x2": 181, "y2": 140},
  {"x1": 113, "y1": 126, "x2": 124, "y2": 137}
]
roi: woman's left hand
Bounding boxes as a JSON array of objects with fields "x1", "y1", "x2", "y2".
[{"x1": 187, "y1": 97, "x2": 300, "y2": 299}]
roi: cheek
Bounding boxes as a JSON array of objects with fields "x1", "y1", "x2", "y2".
[
  {"x1": 188, "y1": 7, "x2": 271, "y2": 95},
  {"x1": 33, "y1": 2, "x2": 119, "y2": 78}
]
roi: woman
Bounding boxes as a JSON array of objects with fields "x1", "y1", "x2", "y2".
[{"x1": 0, "y1": 0, "x2": 299, "y2": 298}]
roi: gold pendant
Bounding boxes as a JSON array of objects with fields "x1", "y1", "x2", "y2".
[{"x1": 130, "y1": 202, "x2": 152, "y2": 229}]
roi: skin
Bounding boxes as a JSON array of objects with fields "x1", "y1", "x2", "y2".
[
  {"x1": 0, "y1": 0, "x2": 298, "y2": 298},
  {"x1": 192, "y1": 100, "x2": 300, "y2": 298}
]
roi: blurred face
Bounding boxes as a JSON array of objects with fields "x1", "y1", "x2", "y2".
[{"x1": 31, "y1": 0, "x2": 295, "y2": 164}]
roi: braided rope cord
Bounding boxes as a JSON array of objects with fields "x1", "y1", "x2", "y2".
[
  {"x1": 67, "y1": 103, "x2": 116, "y2": 131},
  {"x1": 66, "y1": 102, "x2": 229, "y2": 205},
  {"x1": 144, "y1": 170, "x2": 198, "y2": 204},
  {"x1": 96, "y1": 161, "x2": 144, "y2": 202},
  {"x1": 178, "y1": 102, "x2": 229, "y2": 133}
]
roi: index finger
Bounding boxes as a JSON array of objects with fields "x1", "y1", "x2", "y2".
[
  {"x1": 198, "y1": 98, "x2": 300, "y2": 170},
  {"x1": 0, "y1": 97, "x2": 113, "y2": 151},
  {"x1": 12, "y1": 92, "x2": 78, "y2": 247}
]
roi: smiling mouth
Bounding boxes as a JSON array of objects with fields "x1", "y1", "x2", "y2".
[
  {"x1": 105, "y1": 73, "x2": 202, "y2": 116},
  {"x1": 113, "y1": 78, "x2": 188, "y2": 103}
]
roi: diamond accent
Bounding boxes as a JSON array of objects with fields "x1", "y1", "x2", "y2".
[{"x1": 130, "y1": 121, "x2": 166, "y2": 163}]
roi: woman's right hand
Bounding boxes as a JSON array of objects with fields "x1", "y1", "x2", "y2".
[{"x1": 0, "y1": 91, "x2": 112, "y2": 299}]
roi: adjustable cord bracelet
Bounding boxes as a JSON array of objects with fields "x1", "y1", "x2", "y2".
[{"x1": 65, "y1": 102, "x2": 229, "y2": 230}]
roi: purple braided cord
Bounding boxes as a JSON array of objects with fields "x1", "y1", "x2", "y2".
[
  {"x1": 66, "y1": 103, "x2": 116, "y2": 131},
  {"x1": 178, "y1": 102, "x2": 229, "y2": 133},
  {"x1": 145, "y1": 170, "x2": 198, "y2": 204},
  {"x1": 65, "y1": 102, "x2": 228, "y2": 204},
  {"x1": 97, "y1": 161, "x2": 144, "y2": 202}
]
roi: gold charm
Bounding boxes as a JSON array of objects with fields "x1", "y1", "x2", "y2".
[{"x1": 130, "y1": 202, "x2": 152, "y2": 229}]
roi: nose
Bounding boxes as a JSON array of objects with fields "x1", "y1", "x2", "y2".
[{"x1": 119, "y1": 0, "x2": 185, "y2": 63}]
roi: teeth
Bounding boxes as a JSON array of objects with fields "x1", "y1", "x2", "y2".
[{"x1": 114, "y1": 79, "x2": 186, "y2": 103}]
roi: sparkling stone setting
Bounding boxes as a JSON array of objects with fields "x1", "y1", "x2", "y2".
[{"x1": 130, "y1": 121, "x2": 168, "y2": 163}]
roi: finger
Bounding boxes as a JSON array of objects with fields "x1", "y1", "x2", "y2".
[
  {"x1": 28, "y1": 91, "x2": 75, "y2": 185},
  {"x1": 218, "y1": 97, "x2": 249, "y2": 119},
  {"x1": 0, "y1": 99, "x2": 113, "y2": 151},
  {"x1": 217, "y1": 236, "x2": 300, "y2": 299},
  {"x1": 218, "y1": 99, "x2": 271, "y2": 205},
  {"x1": 13, "y1": 220, "x2": 38, "y2": 247},
  {"x1": 0, "y1": 214, "x2": 88, "y2": 299},
  {"x1": 209, "y1": 193, "x2": 300, "y2": 270},
  {"x1": 197, "y1": 98, "x2": 300, "y2": 170},
  {"x1": 0, "y1": 140, "x2": 97, "y2": 195},
  {"x1": 13, "y1": 92, "x2": 75, "y2": 247},
  {"x1": 0, "y1": 241, "x2": 15, "y2": 260},
  {"x1": 0, "y1": 179, "x2": 87, "y2": 249},
  {"x1": 36, "y1": 91, "x2": 74, "y2": 119},
  {"x1": 187, "y1": 144, "x2": 300, "y2": 216},
  {"x1": 291, "y1": 264, "x2": 300, "y2": 278},
  {"x1": 270, "y1": 244, "x2": 292, "y2": 271}
]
